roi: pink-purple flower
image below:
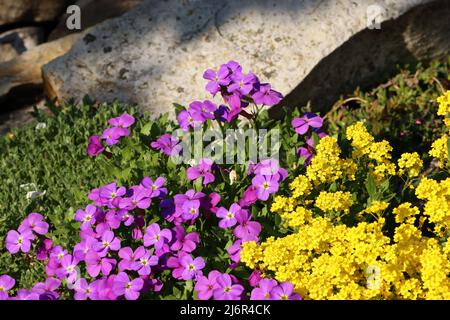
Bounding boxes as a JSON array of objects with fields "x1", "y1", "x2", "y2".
[
  {"x1": 5, "y1": 229, "x2": 34, "y2": 254},
  {"x1": 216, "y1": 203, "x2": 240, "y2": 229},
  {"x1": 112, "y1": 272, "x2": 144, "y2": 300},
  {"x1": 292, "y1": 113, "x2": 323, "y2": 135},
  {"x1": 186, "y1": 158, "x2": 215, "y2": 186}
]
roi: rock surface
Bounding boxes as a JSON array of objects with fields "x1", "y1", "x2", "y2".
[
  {"x1": 0, "y1": 34, "x2": 81, "y2": 109},
  {"x1": 48, "y1": 0, "x2": 144, "y2": 40},
  {"x1": 0, "y1": 27, "x2": 44, "y2": 63},
  {"x1": 42, "y1": 0, "x2": 450, "y2": 118},
  {"x1": 0, "y1": 0, "x2": 72, "y2": 26}
]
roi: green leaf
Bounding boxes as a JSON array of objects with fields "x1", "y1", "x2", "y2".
[{"x1": 365, "y1": 174, "x2": 377, "y2": 197}]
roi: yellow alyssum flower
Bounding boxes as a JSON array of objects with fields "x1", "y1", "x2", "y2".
[
  {"x1": 437, "y1": 90, "x2": 450, "y2": 117},
  {"x1": 346, "y1": 122, "x2": 374, "y2": 157},
  {"x1": 315, "y1": 191, "x2": 353, "y2": 214},
  {"x1": 397, "y1": 152, "x2": 423, "y2": 178},
  {"x1": 280, "y1": 206, "x2": 313, "y2": 228},
  {"x1": 393, "y1": 202, "x2": 420, "y2": 224},
  {"x1": 364, "y1": 201, "x2": 389, "y2": 215},
  {"x1": 429, "y1": 135, "x2": 449, "y2": 167},
  {"x1": 289, "y1": 175, "x2": 311, "y2": 199}
]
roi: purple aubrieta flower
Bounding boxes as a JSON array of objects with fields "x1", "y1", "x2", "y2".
[
  {"x1": 74, "y1": 278, "x2": 95, "y2": 300},
  {"x1": 271, "y1": 282, "x2": 302, "y2": 300},
  {"x1": 143, "y1": 223, "x2": 172, "y2": 250},
  {"x1": 186, "y1": 158, "x2": 215, "y2": 186},
  {"x1": 251, "y1": 83, "x2": 283, "y2": 106},
  {"x1": 194, "y1": 270, "x2": 221, "y2": 300},
  {"x1": 252, "y1": 159, "x2": 288, "y2": 182},
  {"x1": 18, "y1": 212, "x2": 49, "y2": 235},
  {"x1": 75, "y1": 205, "x2": 97, "y2": 230},
  {"x1": 189, "y1": 100, "x2": 217, "y2": 121},
  {"x1": 177, "y1": 109, "x2": 203, "y2": 131},
  {"x1": 181, "y1": 199, "x2": 201, "y2": 221},
  {"x1": 250, "y1": 278, "x2": 277, "y2": 300},
  {"x1": 150, "y1": 134, "x2": 181, "y2": 157},
  {"x1": 227, "y1": 240, "x2": 242, "y2": 263},
  {"x1": 228, "y1": 71, "x2": 258, "y2": 95},
  {"x1": 233, "y1": 209, "x2": 261, "y2": 241},
  {"x1": 57, "y1": 254, "x2": 79, "y2": 283},
  {"x1": 213, "y1": 273, "x2": 244, "y2": 300},
  {"x1": 118, "y1": 246, "x2": 146, "y2": 271},
  {"x1": 179, "y1": 255, "x2": 205, "y2": 280},
  {"x1": 99, "y1": 182, "x2": 126, "y2": 203},
  {"x1": 216, "y1": 203, "x2": 240, "y2": 229},
  {"x1": 141, "y1": 176, "x2": 167, "y2": 198},
  {"x1": 133, "y1": 250, "x2": 158, "y2": 276},
  {"x1": 170, "y1": 226, "x2": 200, "y2": 253},
  {"x1": 203, "y1": 64, "x2": 231, "y2": 95},
  {"x1": 108, "y1": 113, "x2": 135, "y2": 129},
  {"x1": 0, "y1": 275, "x2": 15, "y2": 300},
  {"x1": 36, "y1": 239, "x2": 54, "y2": 261},
  {"x1": 87, "y1": 135, "x2": 105, "y2": 157},
  {"x1": 291, "y1": 113, "x2": 323, "y2": 135},
  {"x1": 73, "y1": 237, "x2": 97, "y2": 261},
  {"x1": 91, "y1": 276, "x2": 117, "y2": 300},
  {"x1": 251, "y1": 174, "x2": 279, "y2": 201},
  {"x1": 239, "y1": 185, "x2": 258, "y2": 207},
  {"x1": 85, "y1": 250, "x2": 116, "y2": 277},
  {"x1": 11, "y1": 289, "x2": 39, "y2": 300},
  {"x1": 101, "y1": 127, "x2": 128, "y2": 146},
  {"x1": 5, "y1": 229, "x2": 34, "y2": 254},
  {"x1": 118, "y1": 186, "x2": 151, "y2": 210},
  {"x1": 32, "y1": 277, "x2": 61, "y2": 300},
  {"x1": 112, "y1": 272, "x2": 144, "y2": 300},
  {"x1": 94, "y1": 230, "x2": 121, "y2": 253}
]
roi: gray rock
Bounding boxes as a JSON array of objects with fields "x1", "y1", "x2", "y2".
[
  {"x1": 42, "y1": 0, "x2": 450, "y2": 118},
  {"x1": 48, "y1": 0, "x2": 144, "y2": 40},
  {"x1": 0, "y1": 0, "x2": 72, "y2": 25},
  {"x1": 0, "y1": 27, "x2": 44, "y2": 63}
]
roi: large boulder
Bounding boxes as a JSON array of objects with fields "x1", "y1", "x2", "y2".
[
  {"x1": 0, "y1": 0, "x2": 72, "y2": 26},
  {"x1": 0, "y1": 34, "x2": 81, "y2": 110},
  {"x1": 42, "y1": 0, "x2": 450, "y2": 118},
  {"x1": 0, "y1": 27, "x2": 44, "y2": 63}
]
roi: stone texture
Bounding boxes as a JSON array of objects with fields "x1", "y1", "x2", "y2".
[
  {"x1": 42, "y1": 0, "x2": 450, "y2": 118},
  {"x1": 48, "y1": 0, "x2": 144, "y2": 40},
  {"x1": 0, "y1": 0, "x2": 72, "y2": 26},
  {"x1": 0, "y1": 27, "x2": 44, "y2": 63},
  {"x1": 0, "y1": 34, "x2": 81, "y2": 109}
]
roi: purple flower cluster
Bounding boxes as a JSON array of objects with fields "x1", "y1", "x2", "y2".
[
  {"x1": 87, "y1": 113, "x2": 135, "y2": 157},
  {"x1": 291, "y1": 113, "x2": 327, "y2": 165}
]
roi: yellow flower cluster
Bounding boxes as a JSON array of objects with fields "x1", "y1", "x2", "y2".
[
  {"x1": 437, "y1": 90, "x2": 450, "y2": 117},
  {"x1": 429, "y1": 135, "x2": 448, "y2": 167},
  {"x1": 315, "y1": 191, "x2": 353, "y2": 214},
  {"x1": 346, "y1": 122, "x2": 396, "y2": 181},
  {"x1": 306, "y1": 136, "x2": 356, "y2": 185},
  {"x1": 397, "y1": 152, "x2": 423, "y2": 178},
  {"x1": 242, "y1": 94, "x2": 450, "y2": 299}
]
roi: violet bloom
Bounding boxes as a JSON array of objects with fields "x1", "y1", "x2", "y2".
[
  {"x1": 248, "y1": 270, "x2": 263, "y2": 287},
  {"x1": 101, "y1": 127, "x2": 126, "y2": 146},
  {"x1": 170, "y1": 226, "x2": 200, "y2": 253},
  {"x1": 5, "y1": 229, "x2": 34, "y2": 254},
  {"x1": 206, "y1": 192, "x2": 221, "y2": 215},
  {"x1": 178, "y1": 109, "x2": 203, "y2": 131},
  {"x1": 99, "y1": 182, "x2": 126, "y2": 201},
  {"x1": 119, "y1": 186, "x2": 151, "y2": 210},
  {"x1": 118, "y1": 246, "x2": 146, "y2": 271},
  {"x1": 0, "y1": 275, "x2": 15, "y2": 300},
  {"x1": 151, "y1": 134, "x2": 181, "y2": 156},
  {"x1": 251, "y1": 174, "x2": 279, "y2": 201},
  {"x1": 36, "y1": 239, "x2": 54, "y2": 261},
  {"x1": 74, "y1": 278, "x2": 95, "y2": 300},
  {"x1": 253, "y1": 159, "x2": 287, "y2": 182},
  {"x1": 143, "y1": 223, "x2": 172, "y2": 250},
  {"x1": 251, "y1": 83, "x2": 283, "y2": 106},
  {"x1": 179, "y1": 255, "x2": 205, "y2": 280},
  {"x1": 97, "y1": 210, "x2": 121, "y2": 230},
  {"x1": 291, "y1": 113, "x2": 323, "y2": 135},
  {"x1": 228, "y1": 71, "x2": 258, "y2": 95},
  {"x1": 94, "y1": 230, "x2": 121, "y2": 253},
  {"x1": 91, "y1": 276, "x2": 117, "y2": 300},
  {"x1": 189, "y1": 100, "x2": 217, "y2": 121},
  {"x1": 250, "y1": 278, "x2": 278, "y2": 300},
  {"x1": 18, "y1": 212, "x2": 49, "y2": 235},
  {"x1": 73, "y1": 237, "x2": 97, "y2": 261},
  {"x1": 297, "y1": 146, "x2": 313, "y2": 165},
  {"x1": 11, "y1": 289, "x2": 39, "y2": 300},
  {"x1": 239, "y1": 185, "x2": 258, "y2": 207},
  {"x1": 213, "y1": 273, "x2": 244, "y2": 300},
  {"x1": 227, "y1": 240, "x2": 242, "y2": 263},
  {"x1": 233, "y1": 209, "x2": 261, "y2": 241},
  {"x1": 113, "y1": 272, "x2": 144, "y2": 300},
  {"x1": 216, "y1": 203, "x2": 240, "y2": 229},
  {"x1": 167, "y1": 252, "x2": 188, "y2": 280},
  {"x1": 203, "y1": 65, "x2": 230, "y2": 95},
  {"x1": 87, "y1": 135, "x2": 104, "y2": 157},
  {"x1": 186, "y1": 158, "x2": 215, "y2": 186},
  {"x1": 194, "y1": 270, "x2": 221, "y2": 300},
  {"x1": 133, "y1": 251, "x2": 159, "y2": 276},
  {"x1": 32, "y1": 277, "x2": 61, "y2": 300},
  {"x1": 85, "y1": 250, "x2": 116, "y2": 277},
  {"x1": 226, "y1": 60, "x2": 242, "y2": 72},
  {"x1": 75, "y1": 205, "x2": 97, "y2": 230},
  {"x1": 57, "y1": 254, "x2": 79, "y2": 283},
  {"x1": 108, "y1": 113, "x2": 135, "y2": 129},
  {"x1": 271, "y1": 282, "x2": 302, "y2": 300},
  {"x1": 181, "y1": 199, "x2": 201, "y2": 221},
  {"x1": 141, "y1": 176, "x2": 167, "y2": 198}
]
